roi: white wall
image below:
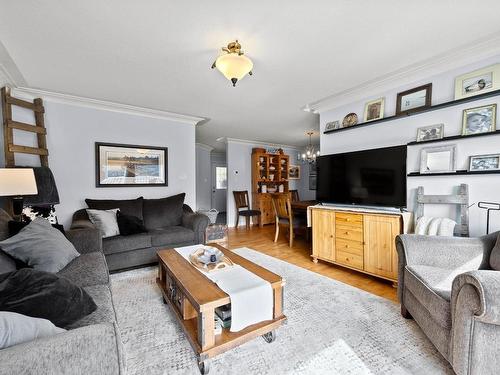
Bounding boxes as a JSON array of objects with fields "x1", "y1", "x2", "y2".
[
  {"x1": 226, "y1": 139, "x2": 314, "y2": 227},
  {"x1": 3, "y1": 99, "x2": 196, "y2": 227},
  {"x1": 196, "y1": 143, "x2": 213, "y2": 211},
  {"x1": 320, "y1": 55, "x2": 500, "y2": 236}
]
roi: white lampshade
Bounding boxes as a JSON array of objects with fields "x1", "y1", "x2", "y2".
[
  {"x1": 215, "y1": 53, "x2": 253, "y2": 85},
  {"x1": 0, "y1": 168, "x2": 38, "y2": 196}
]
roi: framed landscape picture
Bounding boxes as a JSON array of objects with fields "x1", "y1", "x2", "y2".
[
  {"x1": 95, "y1": 142, "x2": 168, "y2": 187},
  {"x1": 396, "y1": 83, "x2": 432, "y2": 116},
  {"x1": 454, "y1": 64, "x2": 500, "y2": 99}
]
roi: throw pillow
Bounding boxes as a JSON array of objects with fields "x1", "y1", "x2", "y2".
[
  {"x1": 143, "y1": 193, "x2": 186, "y2": 230},
  {"x1": 85, "y1": 197, "x2": 144, "y2": 220},
  {"x1": 8, "y1": 220, "x2": 65, "y2": 237},
  {"x1": 86, "y1": 209, "x2": 120, "y2": 238},
  {"x1": 0, "y1": 268, "x2": 97, "y2": 327},
  {"x1": 0, "y1": 251, "x2": 16, "y2": 274},
  {"x1": 490, "y1": 234, "x2": 500, "y2": 271},
  {"x1": 0, "y1": 218, "x2": 79, "y2": 273},
  {"x1": 117, "y1": 211, "x2": 147, "y2": 236},
  {"x1": 0, "y1": 311, "x2": 66, "y2": 349}
]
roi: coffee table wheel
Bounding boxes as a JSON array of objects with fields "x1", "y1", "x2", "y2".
[
  {"x1": 262, "y1": 330, "x2": 276, "y2": 343},
  {"x1": 198, "y1": 359, "x2": 210, "y2": 375}
]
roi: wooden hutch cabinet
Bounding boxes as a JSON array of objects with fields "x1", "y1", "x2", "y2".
[
  {"x1": 251, "y1": 148, "x2": 290, "y2": 225},
  {"x1": 311, "y1": 207, "x2": 402, "y2": 282}
]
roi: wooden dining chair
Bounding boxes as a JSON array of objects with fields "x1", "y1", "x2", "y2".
[
  {"x1": 233, "y1": 191, "x2": 261, "y2": 229},
  {"x1": 289, "y1": 189, "x2": 300, "y2": 202},
  {"x1": 271, "y1": 194, "x2": 295, "y2": 247}
]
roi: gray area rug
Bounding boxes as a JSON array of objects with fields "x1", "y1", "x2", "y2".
[{"x1": 110, "y1": 247, "x2": 452, "y2": 375}]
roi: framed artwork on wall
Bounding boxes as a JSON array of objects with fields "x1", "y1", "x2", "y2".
[
  {"x1": 461, "y1": 104, "x2": 497, "y2": 136},
  {"x1": 396, "y1": 83, "x2": 432, "y2": 116},
  {"x1": 363, "y1": 97, "x2": 385, "y2": 122},
  {"x1": 469, "y1": 154, "x2": 500, "y2": 171},
  {"x1": 95, "y1": 142, "x2": 168, "y2": 187},
  {"x1": 416, "y1": 124, "x2": 444, "y2": 142},
  {"x1": 288, "y1": 165, "x2": 300, "y2": 179},
  {"x1": 454, "y1": 64, "x2": 500, "y2": 99}
]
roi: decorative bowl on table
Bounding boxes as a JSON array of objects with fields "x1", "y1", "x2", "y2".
[{"x1": 189, "y1": 247, "x2": 234, "y2": 272}]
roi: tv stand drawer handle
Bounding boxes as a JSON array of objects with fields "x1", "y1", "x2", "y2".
[{"x1": 345, "y1": 231, "x2": 350, "y2": 235}]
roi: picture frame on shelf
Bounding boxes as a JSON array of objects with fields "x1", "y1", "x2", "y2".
[
  {"x1": 419, "y1": 145, "x2": 456, "y2": 174},
  {"x1": 95, "y1": 142, "x2": 168, "y2": 187},
  {"x1": 396, "y1": 83, "x2": 432, "y2": 116},
  {"x1": 325, "y1": 120, "x2": 341, "y2": 131},
  {"x1": 454, "y1": 64, "x2": 500, "y2": 99},
  {"x1": 288, "y1": 165, "x2": 300, "y2": 179},
  {"x1": 416, "y1": 123, "x2": 444, "y2": 142},
  {"x1": 469, "y1": 154, "x2": 500, "y2": 172},
  {"x1": 363, "y1": 97, "x2": 385, "y2": 122},
  {"x1": 461, "y1": 104, "x2": 497, "y2": 136}
]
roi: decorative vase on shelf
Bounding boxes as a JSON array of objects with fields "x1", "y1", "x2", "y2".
[
  {"x1": 261, "y1": 185, "x2": 267, "y2": 193},
  {"x1": 278, "y1": 184, "x2": 284, "y2": 193}
]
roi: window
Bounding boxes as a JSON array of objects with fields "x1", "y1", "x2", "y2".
[{"x1": 215, "y1": 167, "x2": 227, "y2": 189}]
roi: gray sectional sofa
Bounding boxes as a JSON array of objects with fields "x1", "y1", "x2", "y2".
[
  {"x1": 0, "y1": 224, "x2": 126, "y2": 375},
  {"x1": 71, "y1": 194, "x2": 209, "y2": 271},
  {"x1": 396, "y1": 232, "x2": 500, "y2": 375}
]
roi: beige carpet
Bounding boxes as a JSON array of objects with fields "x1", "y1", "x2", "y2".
[{"x1": 110, "y1": 247, "x2": 452, "y2": 374}]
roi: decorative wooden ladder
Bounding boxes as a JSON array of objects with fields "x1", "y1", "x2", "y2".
[{"x1": 1, "y1": 86, "x2": 48, "y2": 167}]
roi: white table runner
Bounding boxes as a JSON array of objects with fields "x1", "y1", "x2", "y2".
[{"x1": 175, "y1": 245, "x2": 273, "y2": 332}]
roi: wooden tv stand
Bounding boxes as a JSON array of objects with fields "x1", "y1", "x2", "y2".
[{"x1": 311, "y1": 206, "x2": 403, "y2": 282}]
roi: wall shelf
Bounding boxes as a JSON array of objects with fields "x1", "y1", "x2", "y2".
[
  {"x1": 407, "y1": 130, "x2": 500, "y2": 146},
  {"x1": 407, "y1": 170, "x2": 500, "y2": 177},
  {"x1": 324, "y1": 89, "x2": 500, "y2": 135}
]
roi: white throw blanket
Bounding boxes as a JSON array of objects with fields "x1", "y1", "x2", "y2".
[
  {"x1": 175, "y1": 245, "x2": 274, "y2": 332},
  {"x1": 415, "y1": 216, "x2": 457, "y2": 236}
]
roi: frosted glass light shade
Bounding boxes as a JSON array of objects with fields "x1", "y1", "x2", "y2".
[
  {"x1": 0, "y1": 168, "x2": 38, "y2": 196},
  {"x1": 215, "y1": 53, "x2": 253, "y2": 85}
]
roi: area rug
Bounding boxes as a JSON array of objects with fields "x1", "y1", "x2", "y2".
[{"x1": 110, "y1": 248, "x2": 452, "y2": 375}]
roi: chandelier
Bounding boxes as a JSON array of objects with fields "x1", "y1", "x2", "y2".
[
  {"x1": 211, "y1": 40, "x2": 253, "y2": 87},
  {"x1": 301, "y1": 131, "x2": 320, "y2": 164}
]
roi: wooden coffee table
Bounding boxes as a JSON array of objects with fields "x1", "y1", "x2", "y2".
[{"x1": 156, "y1": 244, "x2": 286, "y2": 374}]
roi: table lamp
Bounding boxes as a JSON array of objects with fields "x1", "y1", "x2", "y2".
[{"x1": 0, "y1": 168, "x2": 38, "y2": 221}]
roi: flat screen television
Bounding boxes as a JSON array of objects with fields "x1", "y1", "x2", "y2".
[{"x1": 316, "y1": 145, "x2": 407, "y2": 208}]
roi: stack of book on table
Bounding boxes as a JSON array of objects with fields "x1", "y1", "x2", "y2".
[{"x1": 214, "y1": 304, "x2": 231, "y2": 334}]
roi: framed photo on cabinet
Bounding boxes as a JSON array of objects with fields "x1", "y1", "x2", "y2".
[
  {"x1": 454, "y1": 64, "x2": 500, "y2": 99},
  {"x1": 363, "y1": 97, "x2": 385, "y2": 122},
  {"x1": 461, "y1": 104, "x2": 497, "y2": 136},
  {"x1": 396, "y1": 83, "x2": 432, "y2": 116}
]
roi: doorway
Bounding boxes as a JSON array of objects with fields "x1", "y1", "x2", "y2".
[{"x1": 211, "y1": 162, "x2": 227, "y2": 223}]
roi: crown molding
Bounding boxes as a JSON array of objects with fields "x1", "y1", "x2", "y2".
[
  {"x1": 304, "y1": 32, "x2": 500, "y2": 114},
  {"x1": 223, "y1": 137, "x2": 300, "y2": 151},
  {"x1": 196, "y1": 143, "x2": 214, "y2": 152},
  {"x1": 10, "y1": 87, "x2": 206, "y2": 125},
  {"x1": 0, "y1": 64, "x2": 15, "y2": 86}
]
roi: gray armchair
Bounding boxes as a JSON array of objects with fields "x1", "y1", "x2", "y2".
[{"x1": 396, "y1": 232, "x2": 500, "y2": 375}]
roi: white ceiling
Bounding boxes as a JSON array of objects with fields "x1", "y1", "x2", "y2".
[{"x1": 1, "y1": 1, "x2": 500, "y2": 150}]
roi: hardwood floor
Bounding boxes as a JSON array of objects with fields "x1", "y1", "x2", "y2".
[{"x1": 225, "y1": 224, "x2": 398, "y2": 302}]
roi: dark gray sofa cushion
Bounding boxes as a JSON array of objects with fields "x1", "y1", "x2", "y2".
[
  {"x1": 86, "y1": 197, "x2": 144, "y2": 220},
  {"x1": 67, "y1": 284, "x2": 115, "y2": 329},
  {"x1": 0, "y1": 251, "x2": 16, "y2": 274},
  {"x1": 150, "y1": 226, "x2": 195, "y2": 247},
  {"x1": 103, "y1": 233, "x2": 152, "y2": 255},
  {"x1": 490, "y1": 234, "x2": 500, "y2": 270},
  {"x1": 0, "y1": 208, "x2": 11, "y2": 241},
  {"x1": 143, "y1": 193, "x2": 185, "y2": 230},
  {"x1": 57, "y1": 252, "x2": 109, "y2": 287},
  {"x1": 0, "y1": 269, "x2": 97, "y2": 327}
]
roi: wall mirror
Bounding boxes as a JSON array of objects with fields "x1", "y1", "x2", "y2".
[{"x1": 420, "y1": 145, "x2": 457, "y2": 174}]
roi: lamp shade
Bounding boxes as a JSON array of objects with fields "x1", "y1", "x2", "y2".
[
  {"x1": 215, "y1": 53, "x2": 253, "y2": 84},
  {"x1": 0, "y1": 168, "x2": 38, "y2": 196}
]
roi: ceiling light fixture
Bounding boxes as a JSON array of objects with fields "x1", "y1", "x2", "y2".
[
  {"x1": 211, "y1": 40, "x2": 253, "y2": 87},
  {"x1": 300, "y1": 131, "x2": 320, "y2": 164}
]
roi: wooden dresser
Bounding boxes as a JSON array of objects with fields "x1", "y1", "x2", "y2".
[{"x1": 311, "y1": 207, "x2": 402, "y2": 282}]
